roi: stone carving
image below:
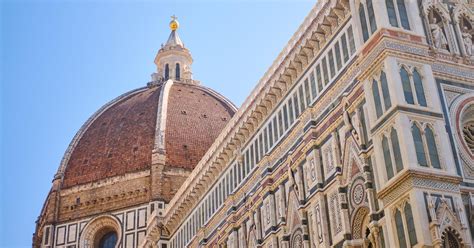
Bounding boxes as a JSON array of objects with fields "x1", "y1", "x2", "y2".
[
  {"x1": 329, "y1": 192, "x2": 342, "y2": 235},
  {"x1": 291, "y1": 231, "x2": 303, "y2": 248},
  {"x1": 352, "y1": 183, "x2": 365, "y2": 206},
  {"x1": 463, "y1": 120, "x2": 474, "y2": 154},
  {"x1": 351, "y1": 207, "x2": 369, "y2": 239},
  {"x1": 343, "y1": 103, "x2": 360, "y2": 144},
  {"x1": 247, "y1": 211, "x2": 258, "y2": 247},
  {"x1": 430, "y1": 17, "x2": 449, "y2": 50},
  {"x1": 461, "y1": 26, "x2": 473, "y2": 56},
  {"x1": 288, "y1": 166, "x2": 298, "y2": 193},
  {"x1": 315, "y1": 204, "x2": 323, "y2": 243},
  {"x1": 428, "y1": 194, "x2": 438, "y2": 222},
  {"x1": 310, "y1": 158, "x2": 317, "y2": 181},
  {"x1": 266, "y1": 202, "x2": 271, "y2": 224}
]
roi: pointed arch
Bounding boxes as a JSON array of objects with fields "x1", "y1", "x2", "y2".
[
  {"x1": 395, "y1": 209, "x2": 407, "y2": 248},
  {"x1": 380, "y1": 71, "x2": 391, "y2": 110},
  {"x1": 412, "y1": 69, "x2": 427, "y2": 107},
  {"x1": 390, "y1": 128, "x2": 403, "y2": 173},
  {"x1": 359, "y1": 3, "x2": 370, "y2": 42},
  {"x1": 412, "y1": 123, "x2": 427, "y2": 167},
  {"x1": 366, "y1": 0, "x2": 377, "y2": 33},
  {"x1": 372, "y1": 79, "x2": 383, "y2": 118},
  {"x1": 382, "y1": 135, "x2": 394, "y2": 179},
  {"x1": 404, "y1": 203, "x2": 417, "y2": 246},
  {"x1": 340, "y1": 137, "x2": 364, "y2": 185},
  {"x1": 386, "y1": 0, "x2": 398, "y2": 27},
  {"x1": 424, "y1": 125, "x2": 441, "y2": 169},
  {"x1": 442, "y1": 227, "x2": 463, "y2": 248},
  {"x1": 397, "y1": 0, "x2": 410, "y2": 30},
  {"x1": 400, "y1": 66, "x2": 414, "y2": 104}
]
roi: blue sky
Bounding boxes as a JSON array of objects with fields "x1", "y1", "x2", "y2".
[{"x1": 1, "y1": 0, "x2": 314, "y2": 246}]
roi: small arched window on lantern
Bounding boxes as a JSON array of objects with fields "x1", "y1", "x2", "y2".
[
  {"x1": 175, "y1": 63, "x2": 181, "y2": 81},
  {"x1": 165, "y1": 64, "x2": 170, "y2": 80}
]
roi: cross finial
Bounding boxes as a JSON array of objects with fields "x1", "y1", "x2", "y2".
[{"x1": 169, "y1": 15, "x2": 179, "y2": 31}]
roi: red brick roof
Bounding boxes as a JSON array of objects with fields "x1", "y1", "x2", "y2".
[
  {"x1": 62, "y1": 87, "x2": 161, "y2": 188},
  {"x1": 61, "y1": 82, "x2": 235, "y2": 188},
  {"x1": 165, "y1": 83, "x2": 235, "y2": 169}
]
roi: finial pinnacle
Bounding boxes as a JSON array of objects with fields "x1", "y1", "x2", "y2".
[{"x1": 170, "y1": 15, "x2": 179, "y2": 31}]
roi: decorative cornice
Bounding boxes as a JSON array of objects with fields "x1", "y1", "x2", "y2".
[
  {"x1": 377, "y1": 169, "x2": 462, "y2": 206},
  {"x1": 162, "y1": 0, "x2": 353, "y2": 233}
]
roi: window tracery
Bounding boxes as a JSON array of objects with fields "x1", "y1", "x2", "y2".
[
  {"x1": 386, "y1": 0, "x2": 410, "y2": 29},
  {"x1": 462, "y1": 105, "x2": 474, "y2": 154},
  {"x1": 392, "y1": 199, "x2": 418, "y2": 248},
  {"x1": 411, "y1": 122, "x2": 442, "y2": 169},
  {"x1": 381, "y1": 127, "x2": 404, "y2": 180},
  {"x1": 399, "y1": 65, "x2": 427, "y2": 107},
  {"x1": 371, "y1": 70, "x2": 391, "y2": 119}
]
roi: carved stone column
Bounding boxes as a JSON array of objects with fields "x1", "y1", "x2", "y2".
[
  {"x1": 338, "y1": 187, "x2": 351, "y2": 240},
  {"x1": 301, "y1": 211, "x2": 311, "y2": 248},
  {"x1": 361, "y1": 156, "x2": 377, "y2": 215}
]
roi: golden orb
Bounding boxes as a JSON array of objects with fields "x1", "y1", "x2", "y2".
[{"x1": 169, "y1": 19, "x2": 179, "y2": 31}]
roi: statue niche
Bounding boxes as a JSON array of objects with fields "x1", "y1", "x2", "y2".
[
  {"x1": 429, "y1": 11, "x2": 450, "y2": 51},
  {"x1": 459, "y1": 16, "x2": 473, "y2": 57}
]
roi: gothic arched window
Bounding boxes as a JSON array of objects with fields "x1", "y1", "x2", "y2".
[
  {"x1": 386, "y1": 0, "x2": 398, "y2": 27},
  {"x1": 397, "y1": 0, "x2": 410, "y2": 30},
  {"x1": 413, "y1": 69, "x2": 427, "y2": 106},
  {"x1": 382, "y1": 136, "x2": 394, "y2": 179},
  {"x1": 386, "y1": 0, "x2": 410, "y2": 30},
  {"x1": 411, "y1": 123, "x2": 441, "y2": 169},
  {"x1": 390, "y1": 128, "x2": 403, "y2": 173},
  {"x1": 359, "y1": 4, "x2": 370, "y2": 42},
  {"x1": 395, "y1": 209, "x2": 407, "y2": 248},
  {"x1": 425, "y1": 126, "x2": 441, "y2": 169},
  {"x1": 381, "y1": 127, "x2": 403, "y2": 181},
  {"x1": 404, "y1": 203, "x2": 418, "y2": 246},
  {"x1": 412, "y1": 124, "x2": 427, "y2": 167},
  {"x1": 400, "y1": 67, "x2": 414, "y2": 104},
  {"x1": 372, "y1": 79, "x2": 383, "y2": 118},
  {"x1": 175, "y1": 63, "x2": 180, "y2": 81},
  {"x1": 367, "y1": 0, "x2": 377, "y2": 33},
  {"x1": 380, "y1": 71, "x2": 391, "y2": 110},
  {"x1": 371, "y1": 71, "x2": 391, "y2": 120},
  {"x1": 165, "y1": 64, "x2": 170, "y2": 80},
  {"x1": 400, "y1": 66, "x2": 428, "y2": 106}
]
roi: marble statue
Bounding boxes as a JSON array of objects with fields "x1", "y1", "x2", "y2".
[
  {"x1": 430, "y1": 17, "x2": 448, "y2": 50},
  {"x1": 461, "y1": 26, "x2": 473, "y2": 56}
]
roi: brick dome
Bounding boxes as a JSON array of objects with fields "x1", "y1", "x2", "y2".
[{"x1": 60, "y1": 82, "x2": 236, "y2": 188}]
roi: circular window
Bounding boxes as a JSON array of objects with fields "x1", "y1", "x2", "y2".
[
  {"x1": 461, "y1": 105, "x2": 474, "y2": 154},
  {"x1": 79, "y1": 215, "x2": 121, "y2": 248},
  {"x1": 98, "y1": 231, "x2": 117, "y2": 248}
]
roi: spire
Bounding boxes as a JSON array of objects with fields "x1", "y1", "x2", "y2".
[
  {"x1": 152, "y1": 16, "x2": 196, "y2": 84},
  {"x1": 164, "y1": 15, "x2": 184, "y2": 48}
]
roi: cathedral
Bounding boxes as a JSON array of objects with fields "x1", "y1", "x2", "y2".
[{"x1": 34, "y1": 0, "x2": 474, "y2": 247}]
